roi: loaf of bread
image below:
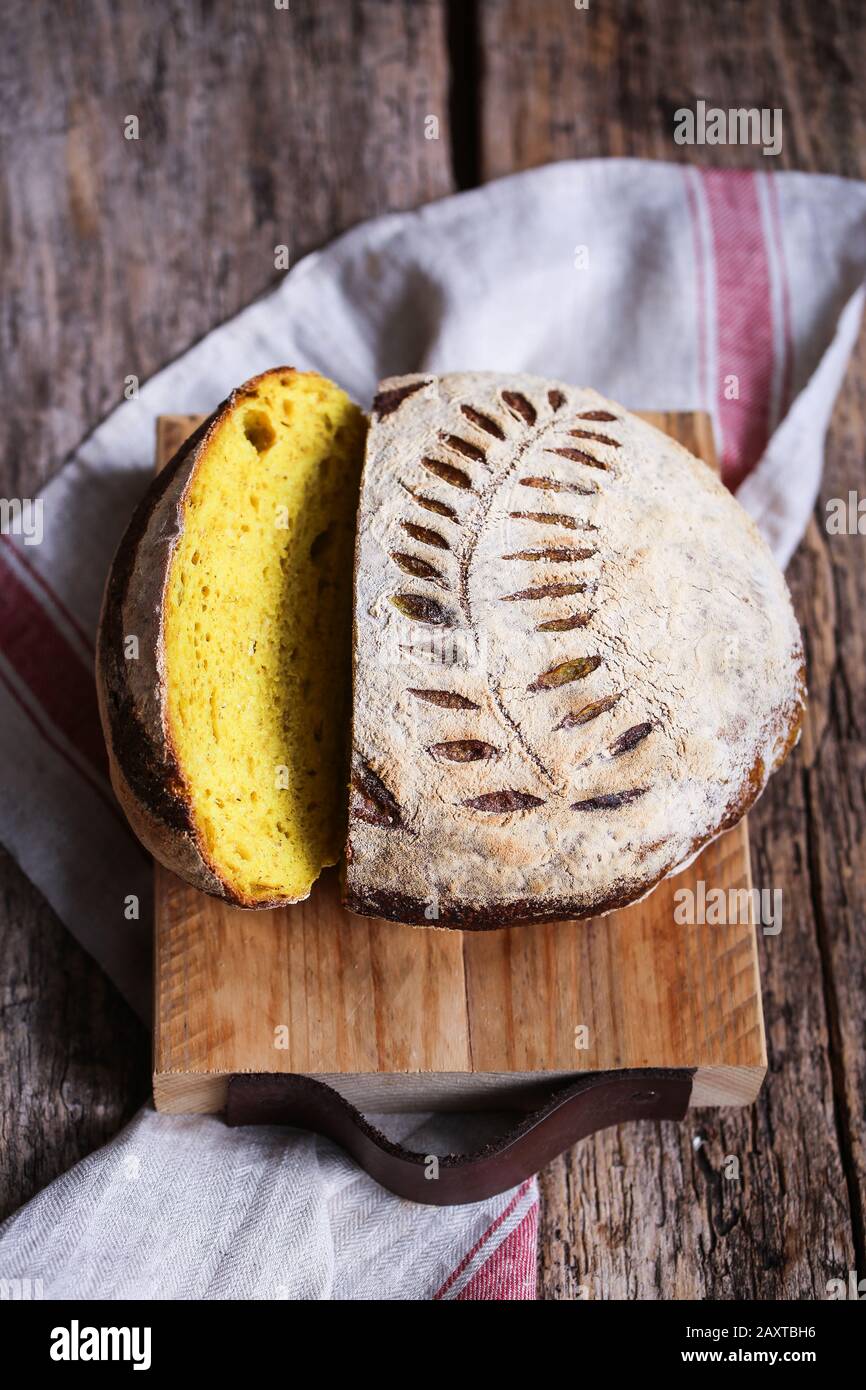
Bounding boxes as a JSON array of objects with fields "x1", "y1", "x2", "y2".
[
  {"x1": 342, "y1": 372, "x2": 805, "y2": 927},
  {"x1": 97, "y1": 368, "x2": 366, "y2": 907}
]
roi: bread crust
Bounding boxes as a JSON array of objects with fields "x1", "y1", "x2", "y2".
[
  {"x1": 342, "y1": 372, "x2": 806, "y2": 929},
  {"x1": 96, "y1": 367, "x2": 314, "y2": 909}
]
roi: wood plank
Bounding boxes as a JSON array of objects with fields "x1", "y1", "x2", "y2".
[
  {"x1": 154, "y1": 867, "x2": 471, "y2": 1090},
  {"x1": 153, "y1": 408, "x2": 766, "y2": 1114},
  {"x1": 461, "y1": 824, "x2": 763, "y2": 1084},
  {"x1": 0, "y1": 0, "x2": 453, "y2": 1222},
  {"x1": 478, "y1": 0, "x2": 866, "y2": 1300},
  {"x1": 479, "y1": 0, "x2": 866, "y2": 179},
  {"x1": 6, "y1": 0, "x2": 860, "y2": 1304},
  {"x1": 0, "y1": 845, "x2": 148, "y2": 1223},
  {"x1": 0, "y1": 0, "x2": 453, "y2": 498}
]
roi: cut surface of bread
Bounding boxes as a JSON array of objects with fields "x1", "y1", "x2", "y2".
[
  {"x1": 342, "y1": 372, "x2": 806, "y2": 928},
  {"x1": 97, "y1": 368, "x2": 366, "y2": 906}
]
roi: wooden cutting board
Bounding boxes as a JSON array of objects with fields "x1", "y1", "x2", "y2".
[{"x1": 152, "y1": 410, "x2": 767, "y2": 1116}]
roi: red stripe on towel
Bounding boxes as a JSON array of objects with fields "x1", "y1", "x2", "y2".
[
  {"x1": 432, "y1": 1180, "x2": 536, "y2": 1300},
  {"x1": 1, "y1": 535, "x2": 95, "y2": 655},
  {"x1": 701, "y1": 169, "x2": 774, "y2": 491},
  {"x1": 453, "y1": 1202, "x2": 538, "y2": 1301},
  {"x1": 0, "y1": 546, "x2": 108, "y2": 778},
  {"x1": 0, "y1": 660, "x2": 129, "y2": 829}
]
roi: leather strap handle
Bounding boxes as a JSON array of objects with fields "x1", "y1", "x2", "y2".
[{"x1": 226, "y1": 1069, "x2": 693, "y2": 1206}]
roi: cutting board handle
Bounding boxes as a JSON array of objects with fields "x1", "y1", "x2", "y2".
[{"x1": 225, "y1": 1069, "x2": 694, "y2": 1206}]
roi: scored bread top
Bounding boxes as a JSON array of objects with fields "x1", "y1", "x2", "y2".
[{"x1": 343, "y1": 372, "x2": 805, "y2": 927}]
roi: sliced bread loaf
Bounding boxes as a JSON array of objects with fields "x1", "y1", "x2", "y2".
[{"x1": 97, "y1": 368, "x2": 366, "y2": 907}]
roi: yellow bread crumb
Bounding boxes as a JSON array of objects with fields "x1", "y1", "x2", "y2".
[{"x1": 164, "y1": 370, "x2": 366, "y2": 903}]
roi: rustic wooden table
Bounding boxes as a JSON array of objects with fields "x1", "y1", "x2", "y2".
[{"x1": 1, "y1": 0, "x2": 864, "y2": 1300}]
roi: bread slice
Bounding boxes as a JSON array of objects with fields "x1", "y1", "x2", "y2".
[
  {"x1": 97, "y1": 368, "x2": 367, "y2": 907},
  {"x1": 342, "y1": 372, "x2": 806, "y2": 928}
]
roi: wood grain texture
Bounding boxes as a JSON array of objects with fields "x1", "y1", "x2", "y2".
[
  {"x1": 0, "y1": 0, "x2": 452, "y2": 498},
  {"x1": 479, "y1": 0, "x2": 866, "y2": 178},
  {"x1": 0, "y1": 0, "x2": 452, "y2": 1223},
  {"x1": 1, "y1": 0, "x2": 863, "y2": 1303},
  {"x1": 477, "y1": 0, "x2": 866, "y2": 1300},
  {"x1": 153, "y1": 409, "x2": 766, "y2": 1115},
  {"x1": 0, "y1": 845, "x2": 148, "y2": 1223}
]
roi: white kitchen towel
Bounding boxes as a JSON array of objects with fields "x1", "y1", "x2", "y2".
[
  {"x1": 0, "y1": 1107, "x2": 538, "y2": 1300},
  {"x1": 1, "y1": 159, "x2": 865, "y2": 1300}
]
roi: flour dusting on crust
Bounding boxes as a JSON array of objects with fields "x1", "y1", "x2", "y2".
[{"x1": 343, "y1": 372, "x2": 805, "y2": 928}]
